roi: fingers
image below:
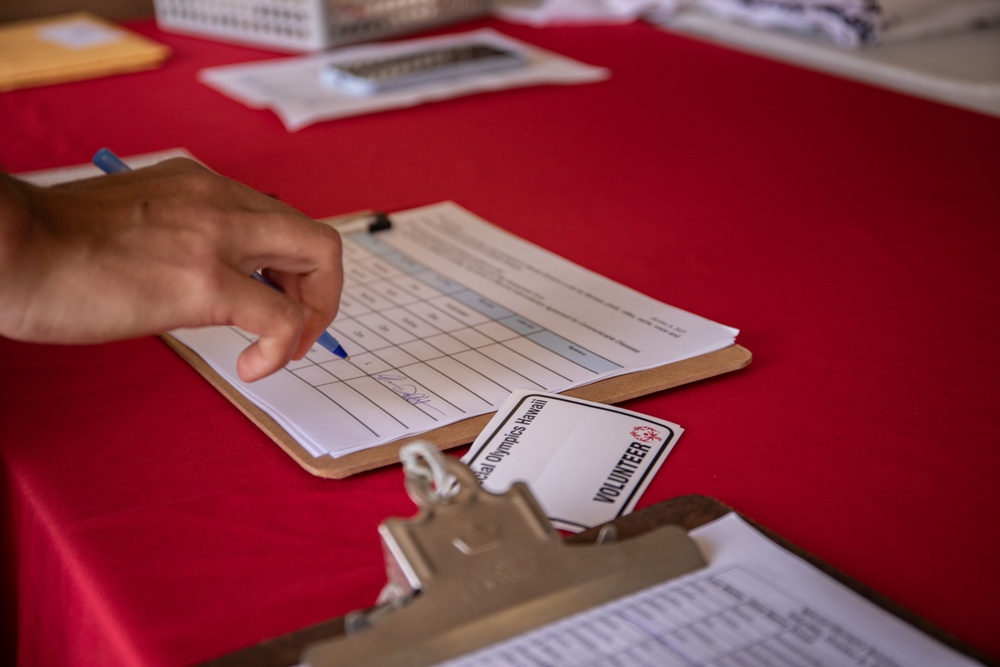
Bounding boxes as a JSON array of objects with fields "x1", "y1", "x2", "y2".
[
  {"x1": 286, "y1": 227, "x2": 343, "y2": 358},
  {"x1": 234, "y1": 210, "x2": 343, "y2": 273},
  {"x1": 115, "y1": 163, "x2": 344, "y2": 377},
  {"x1": 222, "y1": 274, "x2": 307, "y2": 382},
  {"x1": 149, "y1": 168, "x2": 344, "y2": 380},
  {"x1": 240, "y1": 218, "x2": 344, "y2": 363},
  {"x1": 225, "y1": 230, "x2": 342, "y2": 381}
]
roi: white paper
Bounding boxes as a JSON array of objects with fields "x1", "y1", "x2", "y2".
[
  {"x1": 173, "y1": 201, "x2": 738, "y2": 458},
  {"x1": 198, "y1": 29, "x2": 609, "y2": 130},
  {"x1": 462, "y1": 390, "x2": 683, "y2": 532},
  {"x1": 436, "y1": 513, "x2": 982, "y2": 666},
  {"x1": 16, "y1": 148, "x2": 195, "y2": 186}
]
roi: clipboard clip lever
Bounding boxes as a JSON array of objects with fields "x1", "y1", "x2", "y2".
[
  {"x1": 304, "y1": 442, "x2": 706, "y2": 667},
  {"x1": 344, "y1": 442, "x2": 463, "y2": 634}
]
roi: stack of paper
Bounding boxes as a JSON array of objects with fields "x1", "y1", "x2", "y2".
[{"x1": 0, "y1": 12, "x2": 170, "y2": 92}]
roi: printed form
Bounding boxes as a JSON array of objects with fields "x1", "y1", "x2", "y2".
[
  {"x1": 435, "y1": 513, "x2": 980, "y2": 667},
  {"x1": 173, "y1": 202, "x2": 738, "y2": 457}
]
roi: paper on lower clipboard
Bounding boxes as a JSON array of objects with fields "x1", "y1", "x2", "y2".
[{"x1": 435, "y1": 513, "x2": 981, "y2": 666}]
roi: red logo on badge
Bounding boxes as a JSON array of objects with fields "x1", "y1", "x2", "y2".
[{"x1": 631, "y1": 426, "x2": 661, "y2": 443}]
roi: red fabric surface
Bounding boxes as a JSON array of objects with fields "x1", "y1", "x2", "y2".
[{"x1": 1, "y1": 16, "x2": 998, "y2": 666}]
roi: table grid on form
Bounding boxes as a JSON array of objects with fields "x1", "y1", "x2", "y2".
[
  {"x1": 233, "y1": 229, "x2": 620, "y2": 443},
  {"x1": 194, "y1": 201, "x2": 737, "y2": 458}
]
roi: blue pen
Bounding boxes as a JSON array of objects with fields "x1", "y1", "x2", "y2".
[
  {"x1": 92, "y1": 148, "x2": 349, "y2": 361},
  {"x1": 249, "y1": 272, "x2": 349, "y2": 359},
  {"x1": 93, "y1": 147, "x2": 132, "y2": 174}
]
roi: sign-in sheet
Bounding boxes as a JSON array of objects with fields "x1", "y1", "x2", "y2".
[
  {"x1": 173, "y1": 202, "x2": 738, "y2": 457},
  {"x1": 436, "y1": 514, "x2": 979, "y2": 666}
]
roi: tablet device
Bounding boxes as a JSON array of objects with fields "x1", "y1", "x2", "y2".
[{"x1": 323, "y1": 43, "x2": 526, "y2": 95}]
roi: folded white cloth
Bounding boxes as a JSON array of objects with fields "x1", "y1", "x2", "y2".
[
  {"x1": 686, "y1": 0, "x2": 1000, "y2": 47},
  {"x1": 690, "y1": 0, "x2": 881, "y2": 46},
  {"x1": 878, "y1": 0, "x2": 1000, "y2": 42},
  {"x1": 495, "y1": 0, "x2": 1000, "y2": 47}
]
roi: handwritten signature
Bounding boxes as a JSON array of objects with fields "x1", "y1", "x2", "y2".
[{"x1": 376, "y1": 373, "x2": 446, "y2": 416}]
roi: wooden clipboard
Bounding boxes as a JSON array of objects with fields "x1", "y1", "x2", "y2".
[
  {"x1": 162, "y1": 335, "x2": 751, "y2": 478},
  {"x1": 163, "y1": 206, "x2": 751, "y2": 478},
  {"x1": 198, "y1": 494, "x2": 995, "y2": 667}
]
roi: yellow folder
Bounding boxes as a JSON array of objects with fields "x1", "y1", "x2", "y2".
[{"x1": 0, "y1": 12, "x2": 170, "y2": 92}]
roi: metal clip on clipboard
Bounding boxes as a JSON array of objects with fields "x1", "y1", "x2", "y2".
[{"x1": 302, "y1": 443, "x2": 707, "y2": 667}]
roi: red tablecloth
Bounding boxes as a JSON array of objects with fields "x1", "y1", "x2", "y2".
[{"x1": 1, "y1": 16, "x2": 998, "y2": 667}]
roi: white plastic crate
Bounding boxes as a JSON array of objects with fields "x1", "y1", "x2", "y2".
[{"x1": 154, "y1": 0, "x2": 492, "y2": 52}]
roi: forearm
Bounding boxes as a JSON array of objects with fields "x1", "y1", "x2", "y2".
[
  {"x1": 0, "y1": 172, "x2": 44, "y2": 340},
  {"x1": 0, "y1": 170, "x2": 145, "y2": 342},
  {"x1": 0, "y1": 171, "x2": 32, "y2": 256}
]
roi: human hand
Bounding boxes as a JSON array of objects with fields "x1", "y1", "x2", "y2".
[{"x1": 0, "y1": 158, "x2": 343, "y2": 382}]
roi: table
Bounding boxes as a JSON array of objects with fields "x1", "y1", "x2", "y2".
[{"x1": 1, "y1": 15, "x2": 998, "y2": 667}]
